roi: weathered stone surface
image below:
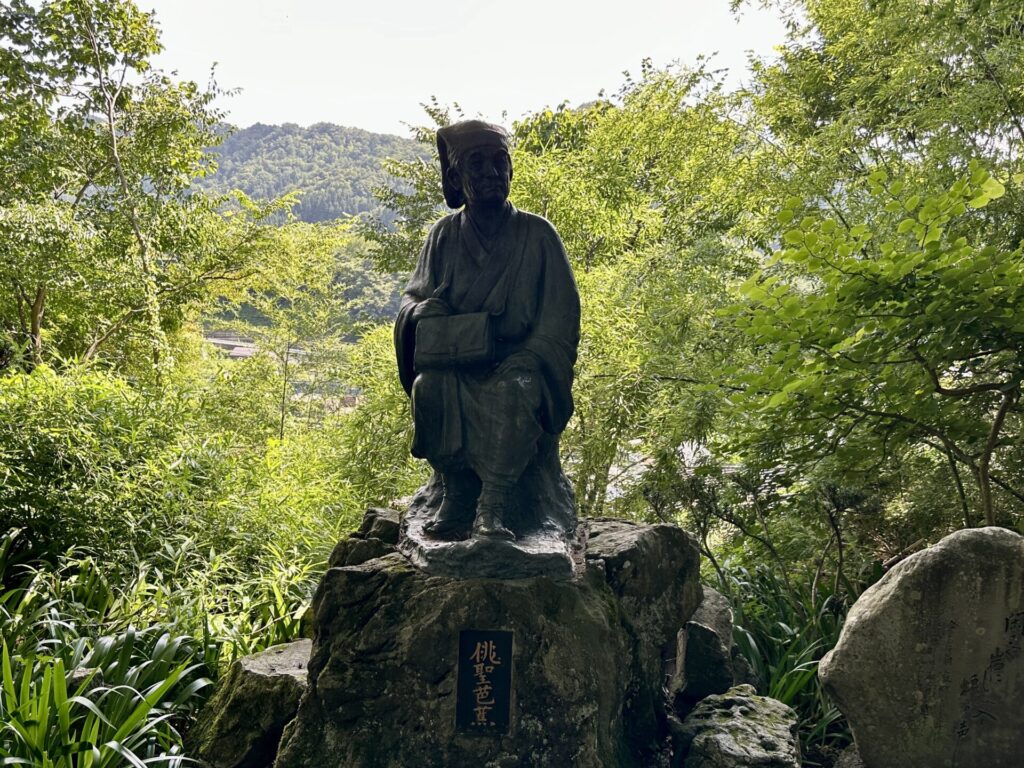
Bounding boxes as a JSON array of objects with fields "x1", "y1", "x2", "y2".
[
  {"x1": 675, "y1": 684, "x2": 800, "y2": 768},
  {"x1": 399, "y1": 497, "x2": 582, "y2": 580},
  {"x1": 586, "y1": 518, "x2": 704, "y2": 753},
  {"x1": 670, "y1": 586, "x2": 736, "y2": 710},
  {"x1": 273, "y1": 519, "x2": 702, "y2": 767},
  {"x1": 328, "y1": 508, "x2": 402, "y2": 569},
  {"x1": 190, "y1": 640, "x2": 311, "y2": 768},
  {"x1": 689, "y1": 587, "x2": 733, "y2": 646},
  {"x1": 833, "y1": 744, "x2": 866, "y2": 768},
  {"x1": 328, "y1": 536, "x2": 395, "y2": 568},
  {"x1": 354, "y1": 507, "x2": 401, "y2": 544},
  {"x1": 730, "y1": 644, "x2": 756, "y2": 687},
  {"x1": 585, "y1": 519, "x2": 703, "y2": 643},
  {"x1": 819, "y1": 526, "x2": 1024, "y2": 768}
]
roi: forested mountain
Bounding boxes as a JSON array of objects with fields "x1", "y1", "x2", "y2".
[{"x1": 197, "y1": 123, "x2": 425, "y2": 222}]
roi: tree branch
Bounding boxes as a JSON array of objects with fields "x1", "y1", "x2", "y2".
[{"x1": 912, "y1": 349, "x2": 1014, "y2": 398}]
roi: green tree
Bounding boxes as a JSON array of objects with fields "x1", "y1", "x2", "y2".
[
  {"x1": 724, "y1": 0, "x2": 1024, "y2": 530},
  {"x1": 0, "y1": 0, "x2": 282, "y2": 374},
  {"x1": 732, "y1": 167, "x2": 1022, "y2": 526},
  {"x1": 218, "y1": 221, "x2": 368, "y2": 439}
]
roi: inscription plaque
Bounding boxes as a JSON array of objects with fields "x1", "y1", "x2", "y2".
[{"x1": 456, "y1": 629, "x2": 513, "y2": 735}]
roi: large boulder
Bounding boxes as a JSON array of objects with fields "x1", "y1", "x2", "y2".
[
  {"x1": 189, "y1": 640, "x2": 311, "y2": 768},
  {"x1": 585, "y1": 519, "x2": 704, "y2": 752},
  {"x1": 669, "y1": 586, "x2": 737, "y2": 711},
  {"x1": 820, "y1": 526, "x2": 1024, "y2": 768},
  {"x1": 272, "y1": 517, "x2": 702, "y2": 767},
  {"x1": 585, "y1": 519, "x2": 703, "y2": 644},
  {"x1": 674, "y1": 684, "x2": 800, "y2": 768}
]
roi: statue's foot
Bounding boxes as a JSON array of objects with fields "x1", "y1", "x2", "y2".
[
  {"x1": 472, "y1": 507, "x2": 516, "y2": 542},
  {"x1": 423, "y1": 497, "x2": 474, "y2": 540},
  {"x1": 423, "y1": 472, "x2": 479, "y2": 540},
  {"x1": 424, "y1": 515, "x2": 471, "y2": 540}
]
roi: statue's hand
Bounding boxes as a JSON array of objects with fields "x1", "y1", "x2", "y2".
[
  {"x1": 412, "y1": 298, "x2": 452, "y2": 322},
  {"x1": 493, "y1": 350, "x2": 541, "y2": 377}
]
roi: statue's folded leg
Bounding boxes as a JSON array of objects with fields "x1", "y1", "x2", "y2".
[
  {"x1": 410, "y1": 370, "x2": 463, "y2": 462},
  {"x1": 460, "y1": 364, "x2": 544, "y2": 539},
  {"x1": 461, "y1": 364, "x2": 544, "y2": 485},
  {"x1": 411, "y1": 371, "x2": 479, "y2": 538},
  {"x1": 424, "y1": 469, "x2": 479, "y2": 539}
]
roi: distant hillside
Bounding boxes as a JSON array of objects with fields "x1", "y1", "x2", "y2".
[{"x1": 197, "y1": 123, "x2": 425, "y2": 223}]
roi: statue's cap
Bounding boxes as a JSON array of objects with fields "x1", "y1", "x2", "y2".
[{"x1": 437, "y1": 120, "x2": 511, "y2": 208}]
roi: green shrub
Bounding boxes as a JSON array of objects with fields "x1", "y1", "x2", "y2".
[
  {"x1": 0, "y1": 516, "x2": 332, "y2": 763},
  {"x1": 0, "y1": 363, "x2": 363, "y2": 568},
  {"x1": 0, "y1": 366, "x2": 178, "y2": 565},
  {"x1": 1, "y1": 530, "x2": 211, "y2": 766}
]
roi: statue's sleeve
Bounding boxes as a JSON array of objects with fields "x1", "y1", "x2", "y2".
[
  {"x1": 520, "y1": 221, "x2": 581, "y2": 434},
  {"x1": 395, "y1": 222, "x2": 444, "y2": 396}
]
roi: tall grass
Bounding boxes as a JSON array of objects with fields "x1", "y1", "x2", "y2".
[{"x1": 716, "y1": 563, "x2": 875, "y2": 764}]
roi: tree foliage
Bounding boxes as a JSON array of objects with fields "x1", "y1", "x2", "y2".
[{"x1": 723, "y1": 0, "x2": 1024, "y2": 534}]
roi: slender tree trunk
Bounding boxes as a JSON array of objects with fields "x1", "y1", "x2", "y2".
[
  {"x1": 945, "y1": 449, "x2": 973, "y2": 528},
  {"x1": 29, "y1": 284, "x2": 46, "y2": 367},
  {"x1": 279, "y1": 341, "x2": 291, "y2": 440},
  {"x1": 829, "y1": 509, "x2": 846, "y2": 599},
  {"x1": 811, "y1": 532, "x2": 835, "y2": 609},
  {"x1": 716, "y1": 506, "x2": 792, "y2": 595},
  {"x1": 977, "y1": 387, "x2": 1019, "y2": 526},
  {"x1": 700, "y1": 531, "x2": 727, "y2": 589},
  {"x1": 753, "y1": 498, "x2": 793, "y2": 594},
  {"x1": 85, "y1": 20, "x2": 163, "y2": 369}
]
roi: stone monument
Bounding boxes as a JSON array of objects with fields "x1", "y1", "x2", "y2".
[
  {"x1": 272, "y1": 123, "x2": 700, "y2": 766},
  {"x1": 393, "y1": 119, "x2": 582, "y2": 579},
  {"x1": 820, "y1": 526, "x2": 1024, "y2": 768}
]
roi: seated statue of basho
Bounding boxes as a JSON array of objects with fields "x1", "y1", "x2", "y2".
[{"x1": 394, "y1": 120, "x2": 580, "y2": 543}]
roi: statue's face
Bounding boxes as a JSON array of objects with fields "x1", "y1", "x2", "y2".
[{"x1": 450, "y1": 146, "x2": 512, "y2": 208}]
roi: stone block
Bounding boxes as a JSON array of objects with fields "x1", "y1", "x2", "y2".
[
  {"x1": 670, "y1": 586, "x2": 736, "y2": 709},
  {"x1": 273, "y1": 519, "x2": 702, "y2": 767},
  {"x1": 585, "y1": 519, "x2": 702, "y2": 646},
  {"x1": 189, "y1": 640, "x2": 311, "y2": 768}
]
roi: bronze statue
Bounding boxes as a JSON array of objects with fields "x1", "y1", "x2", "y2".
[{"x1": 395, "y1": 120, "x2": 580, "y2": 545}]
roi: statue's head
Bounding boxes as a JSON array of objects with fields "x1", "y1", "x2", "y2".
[{"x1": 437, "y1": 120, "x2": 513, "y2": 209}]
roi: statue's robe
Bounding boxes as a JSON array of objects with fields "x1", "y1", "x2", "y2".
[{"x1": 394, "y1": 205, "x2": 580, "y2": 525}]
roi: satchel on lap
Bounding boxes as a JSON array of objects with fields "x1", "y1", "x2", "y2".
[{"x1": 414, "y1": 312, "x2": 494, "y2": 371}]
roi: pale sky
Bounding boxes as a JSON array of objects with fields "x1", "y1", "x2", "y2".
[{"x1": 146, "y1": 0, "x2": 787, "y2": 136}]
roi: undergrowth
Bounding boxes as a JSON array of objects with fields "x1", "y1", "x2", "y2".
[
  {"x1": 0, "y1": 526, "x2": 332, "y2": 765},
  {"x1": 717, "y1": 562, "x2": 880, "y2": 766}
]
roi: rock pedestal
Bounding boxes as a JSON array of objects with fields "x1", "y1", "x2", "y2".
[
  {"x1": 820, "y1": 526, "x2": 1024, "y2": 768},
  {"x1": 399, "y1": 504, "x2": 582, "y2": 580},
  {"x1": 273, "y1": 517, "x2": 701, "y2": 767},
  {"x1": 398, "y1": 471, "x2": 581, "y2": 580}
]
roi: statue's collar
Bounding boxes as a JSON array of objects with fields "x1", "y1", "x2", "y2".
[{"x1": 461, "y1": 203, "x2": 516, "y2": 260}]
